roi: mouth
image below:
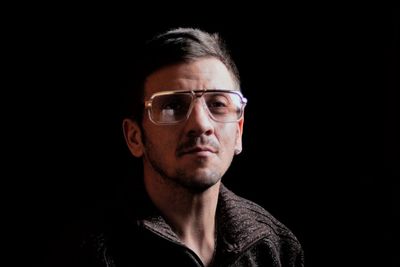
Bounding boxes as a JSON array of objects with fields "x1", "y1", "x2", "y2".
[{"x1": 179, "y1": 146, "x2": 217, "y2": 156}]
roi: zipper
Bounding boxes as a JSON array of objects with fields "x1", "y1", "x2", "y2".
[{"x1": 143, "y1": 225, "x2": 204, "y2": 267}]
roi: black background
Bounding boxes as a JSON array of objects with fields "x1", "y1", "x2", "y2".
[{"x1": 7, "y1": 8, "x2": 397, "y2": 267}]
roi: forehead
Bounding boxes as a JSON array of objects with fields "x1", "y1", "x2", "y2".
[{"x1": 144, "y1": 57, "x2": 236, "y2": 98}]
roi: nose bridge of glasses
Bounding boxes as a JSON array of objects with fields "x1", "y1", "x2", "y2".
[{"x1": 191, "y1": 90, "x2": 206, "y2": 105}]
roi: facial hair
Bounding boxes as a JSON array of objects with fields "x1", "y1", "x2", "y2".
[{"x1": 142, "y1": 131, "x2": 224, "y2": 193}]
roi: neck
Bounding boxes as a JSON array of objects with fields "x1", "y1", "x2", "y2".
[{"x1": 143, "y1": 170, "x2": 220, "y2": 266}]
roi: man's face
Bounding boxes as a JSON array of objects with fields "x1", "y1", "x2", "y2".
[{"x1": 129, "y1": 57, "x2": 244, "y2": 192}]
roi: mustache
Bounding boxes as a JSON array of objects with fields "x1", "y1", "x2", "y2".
[{"x1": 176, "y1": 137, "x2": 219, "y2": 156}]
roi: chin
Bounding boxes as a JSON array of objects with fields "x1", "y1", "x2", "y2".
[{"x1": 175, "y1": 170, "x2": 221, "y2": 193}]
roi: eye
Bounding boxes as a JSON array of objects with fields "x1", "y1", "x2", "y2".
[
  {"x1": 207, "y1": 95, "x2": 229, "y2": 108},
  {"x1": 161, "y1": 101, "x2": 183, "y2": 111},
  {"x1": 209, "y1": 100, "x2": 228, "y2": 108},
  {"x1": 155, "y1": 94, "x2": 190, "y2": 112}
]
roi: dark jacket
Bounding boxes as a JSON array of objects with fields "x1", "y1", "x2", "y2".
[{"x1": 77, "y1": 184, "x2": 303, "y2": 267}]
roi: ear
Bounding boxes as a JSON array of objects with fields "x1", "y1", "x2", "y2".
[
  {"x1": 234, "y1": 117, "x2": 244, "y2": 155},
  {"x1": 122, "y1": 118, "x2": 144, "y2": 158}
]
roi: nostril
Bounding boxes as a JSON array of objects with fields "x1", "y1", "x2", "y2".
[
  {"x1": 187, "y1": 128, "x2": 213, "y2": 138},
  {"x1": 204, "y1": 128, "x2": 213, "y2": 136}
]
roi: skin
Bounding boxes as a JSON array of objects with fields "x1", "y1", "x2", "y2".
[{"x1": 123, "y1": 57, "x2": 244, "y2": 266}]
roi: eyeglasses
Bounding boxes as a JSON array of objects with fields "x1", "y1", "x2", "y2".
[{"x1": 144, "y1": 89, "x2": 247, "y2": 125}]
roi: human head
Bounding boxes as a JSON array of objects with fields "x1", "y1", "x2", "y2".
[
  {"x1": 123, "y1": 28, "x2": 245, "y2": 192},
  {"x1": 125, "y1": 27, "x2": 241, "y2": 124}
]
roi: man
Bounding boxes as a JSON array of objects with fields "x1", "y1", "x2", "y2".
[{"x1": 81, "y1": 28, "x2": 303, "y2": 267}]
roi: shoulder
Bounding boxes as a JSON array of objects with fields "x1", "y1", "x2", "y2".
[
  {"x1": 219, "y1": 185, "x2": 304, "y2": 266},
  {"x1": 219, "y1": 184, "x2": 297, "y2": 235}
]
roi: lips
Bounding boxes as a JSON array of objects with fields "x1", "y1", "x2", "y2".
[
  {"x1": 177, "y1": 146, "x2": 218, "y2": 157},
  {"x1": 182, "y1": 146, "x2": 217, "y2": 154}
]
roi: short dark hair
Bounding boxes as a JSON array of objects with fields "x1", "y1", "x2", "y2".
[{"x1": 123, "y1": 28, "x2": 240, "y2": 123}]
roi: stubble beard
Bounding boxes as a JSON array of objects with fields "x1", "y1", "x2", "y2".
[{"x1": 144, "y1": 139, "x2": 222, "y2": 193}]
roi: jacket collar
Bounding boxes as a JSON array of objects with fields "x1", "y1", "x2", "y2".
[{"x1": 134, "y1": 184, "x2": 274, "y2": 256}]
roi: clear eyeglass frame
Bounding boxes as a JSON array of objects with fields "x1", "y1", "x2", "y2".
[{"x1": 144, "y1": 89, "x2": 248, "y2": 125}]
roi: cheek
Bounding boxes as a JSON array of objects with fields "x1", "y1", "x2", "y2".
[
  {"x1": 217, "y1": 127, "x2": 239, "y2": 151},
  {"x1": 143, "y1": 124, "x2": 178, "y2": 151}
]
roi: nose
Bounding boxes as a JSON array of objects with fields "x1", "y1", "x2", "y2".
[{"x1": 184, "y1": 98, "x2": 214, "y2": 137}]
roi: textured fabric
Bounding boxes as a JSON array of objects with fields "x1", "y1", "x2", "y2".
[{"x1": 78, "y1": 184, "x2": 304, "y2": 267}]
